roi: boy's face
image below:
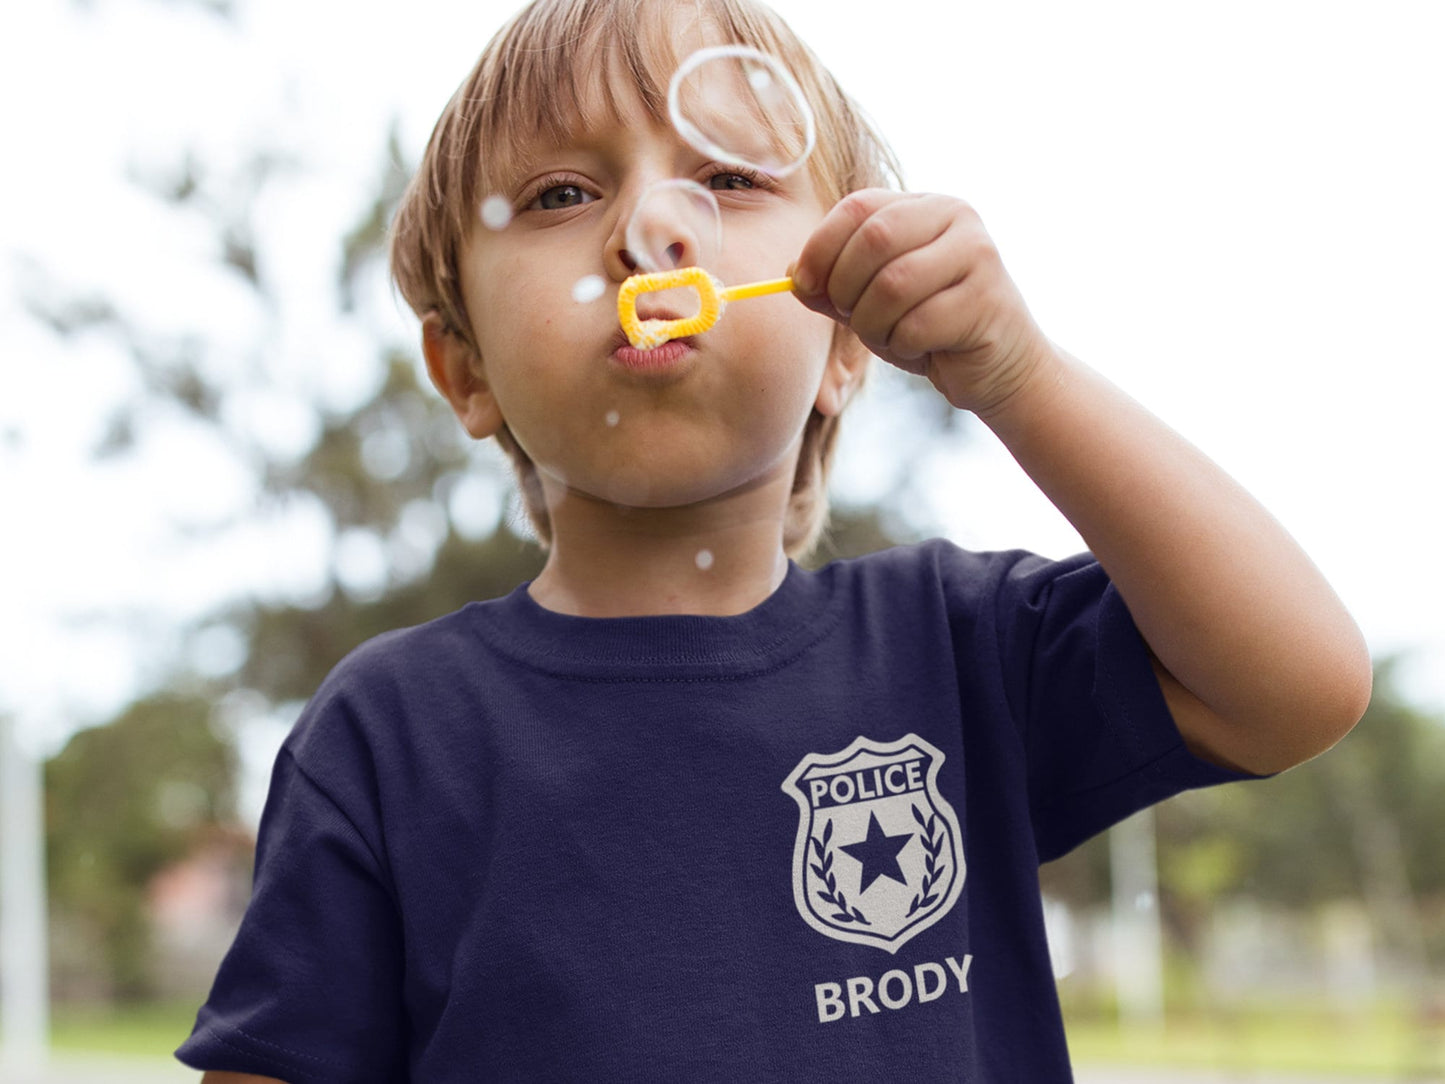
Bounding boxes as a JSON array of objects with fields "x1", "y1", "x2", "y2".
[{"x1": 446, "y1": 60, "x2": 849, "y2": 517}]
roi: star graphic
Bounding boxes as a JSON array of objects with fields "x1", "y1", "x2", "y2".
[{"x1": 839, "y1": 811, "x2": 913, "y2": 894}]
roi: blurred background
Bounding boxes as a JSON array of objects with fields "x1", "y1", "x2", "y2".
[{"x1": 1, "y1": 0, "x2": 1442, "y2": 1078}]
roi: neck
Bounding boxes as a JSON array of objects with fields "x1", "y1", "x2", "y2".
[{"x1": 527, "y1": 486, "x2": 794, "y2": 618}]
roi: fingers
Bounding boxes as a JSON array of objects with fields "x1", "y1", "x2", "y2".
[
  {"x1": 846, "y1": 213, "x2": 975, "y2": 360},
  {"x1": 790, "y1": 189, "x2": 889, "y2": 320},
  {"x1": 791, "y1": 190, "x2": 989, "y2": 356},
  {"x1": 830, "y1": 195, "x2": 956, "y2": 317},
  {"x1": 792, "y1": 190, "x2": 893, "y2": 312},
  {"x1": 790, "y1": 188, "x2": 1049, "y2": 411}
]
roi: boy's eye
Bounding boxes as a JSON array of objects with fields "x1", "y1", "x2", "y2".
[
  {"x1": 532, "y1": 184, "x2": 594, "y2": 210},
  {"x1": 707, "y1": 172, "x2": 756, "y2": 191}
]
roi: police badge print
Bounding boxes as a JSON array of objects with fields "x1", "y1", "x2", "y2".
[{"x1": 782, "y1": 734, "x2": 965, "y2": 953}]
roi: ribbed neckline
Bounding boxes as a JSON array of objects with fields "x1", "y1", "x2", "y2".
[{"x1": 462, "y1": 560, "x2": 843, "y2": 681}]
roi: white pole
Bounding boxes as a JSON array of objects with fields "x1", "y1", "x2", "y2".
[
  {"x1": 1109, "y1": 806, "x2": 1164, "y2": 1032},
  {"x1": 1, "y1": 715, "x2": 50, "y2": 1072}
]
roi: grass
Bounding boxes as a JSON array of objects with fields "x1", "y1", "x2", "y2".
[
  {"x1": 45, "y1": 997, "x2": 1445, "y2": 1078},
  {"x1": 1066, "y1": 1001, "x2": 1445, "y2": 1078},
  {"x1": 51, "y1": 1000, "x2": 198, "y2": 1058}
]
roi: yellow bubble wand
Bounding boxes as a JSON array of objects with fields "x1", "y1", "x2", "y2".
[{"x1": 618, "y1": 268, "x2": 794, "y2": 349}]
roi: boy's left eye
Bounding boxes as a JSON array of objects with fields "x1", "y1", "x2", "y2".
[
  {"x1": 707, "y1": 172, "x2": 757, "y2": 191},
  {"x1": 531, "y1": 184, "x2": 595, "y2": 210}
]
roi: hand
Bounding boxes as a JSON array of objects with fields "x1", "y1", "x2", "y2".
[{"x1": 790, "y1": 189, "x2": 1055, "y2": 416}]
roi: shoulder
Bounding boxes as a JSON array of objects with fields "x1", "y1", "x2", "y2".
[
  {"x1": 319, "y1": 604, "x2": 480, "y2": 691},
  {"x1": 282, "y1": 599, "x2": 509, "y2": 766},
  {"x1": 815, "y1": 542, "x2": 1122, "y2": 668},
  {"x1": 307, "y1": 587, "x2": 544, "y2": 708},
  {"x1": 821, "y1": 538, "x2": 1090, "y2": 607}
]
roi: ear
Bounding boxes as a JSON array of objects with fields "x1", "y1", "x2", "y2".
[
  {"x1": 422, "y1": 312, "x2": 504, "y2": 440},
  {"x1": 813, "y1": 328, "x2": 870, "y2": 418}
]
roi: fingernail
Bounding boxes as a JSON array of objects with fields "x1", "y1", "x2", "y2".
[{"x1": 792, "y1": 267, "x2": 816, "y2": 296}]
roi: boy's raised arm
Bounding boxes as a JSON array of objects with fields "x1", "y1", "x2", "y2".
[
  {"x1": 793, "y1": 189, "x2": 1372, "y2": 775},
  {"x1": 976, "y1": 347, "x2": 1371, "y2": 774}
]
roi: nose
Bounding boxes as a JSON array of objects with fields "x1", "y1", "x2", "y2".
[
  {"x1": 617, "y1": 243, "x2": 684, "y2": 273},
  {"x1": 603, "y1": 184, "x2": 644, "y2": 282},
  {"x1": 603, "y1": 179, "x2": 715, "y2": 282},
  {"x1": 606, "y1": 219, "x2": 697, "y2": 282}
]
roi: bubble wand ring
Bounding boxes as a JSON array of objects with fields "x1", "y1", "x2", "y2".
[{"x1": 618, "y1": 268, "x2": 794, "y2": 349}]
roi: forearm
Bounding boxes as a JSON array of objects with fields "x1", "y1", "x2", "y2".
[{"x1": 981, "y1": 348, "x2": 1372, "y2": 773}]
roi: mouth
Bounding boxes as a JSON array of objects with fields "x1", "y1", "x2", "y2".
[{"x1": 609, "y1": 326, "x2": 697, "y2": 372}]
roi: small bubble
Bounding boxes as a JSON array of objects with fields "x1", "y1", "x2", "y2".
[
  {"x1": 480, "y1": 195, "x2": 513, "y2": 230},
  {"x1": 748, "y1": 68, "x2": 773, "y2": 91},
  {"x1": 695, "y1": 549, "x2": 715, "y2": 571},
  {"x1": 604, "y1": 410, "x2": 620, "y2": 427},
  {"x1": 572, "y1": 274, "x2": 606, "y2": 303}
]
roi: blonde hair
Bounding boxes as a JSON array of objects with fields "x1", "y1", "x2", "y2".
[{"x1": 390, "y1": 0, "x2": 899, "y2": 558}]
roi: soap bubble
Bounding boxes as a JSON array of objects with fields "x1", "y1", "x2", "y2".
[
  {"x1": 668, "y1": 46, "x2": 816, "y2": 178},
  {"x1": 604, "y1": 410, "x2": 620, "y2": 427},
  {"x1": 572, "y1": 274, "x2": 606, "y2": 303},
  {"x1": 480, "y1": 195, "x2": 513, "y2": 230},
  {"x1": 695, "y1": 549, "x2": 715, "y2": 571},
  {"x1": 624, "y1": 179, "x2": 721, "y2": 273}
]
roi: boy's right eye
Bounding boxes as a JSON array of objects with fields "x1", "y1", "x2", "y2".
[{"x1": 531, "y1": 184, "x2": 595, "y2": 211}]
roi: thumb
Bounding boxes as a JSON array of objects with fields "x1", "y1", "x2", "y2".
[{"x1": 787, "y1": 260, "x2": 847, "y2": 323}]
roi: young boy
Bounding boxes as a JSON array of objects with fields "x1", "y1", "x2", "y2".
[{"x1": 178, "y1": 0, "x2": 1371, "y2": 1079}]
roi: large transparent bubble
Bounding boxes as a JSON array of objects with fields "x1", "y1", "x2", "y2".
[
  {"x1": 623, "y1": 178, "x2": 722, "y2": 273},
  {"x1": 668, "y1": 45, "x2": 816, "y2": 178}
]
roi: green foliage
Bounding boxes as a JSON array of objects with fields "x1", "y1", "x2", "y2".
[
  {"x1": 1157, "y1": 660, "x2": 1445, "y2": 906},
  {"x1": 45, "y1": 693, "x2": 238, "y2": 999},
  {"x1": 262, "y1": 352, "x2": 471, "y2": 527},
  {"x1": 1044, "y1": 661, "x2": 1445, "y2": 971},
  {"x1": 236, "y1": 526, "x2": 548, "y2": 703}
]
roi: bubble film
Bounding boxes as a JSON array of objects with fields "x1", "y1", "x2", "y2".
[
  {"x1": 668, "y1": 46, "x2": 816, "y2": 177},
  {"x1": 623, "y1": 179, "x2": 721, "y2": 274}
]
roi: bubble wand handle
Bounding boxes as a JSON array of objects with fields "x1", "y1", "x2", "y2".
[{"x1": 719, "y1": 276, "x2": 794, "y2": 302}]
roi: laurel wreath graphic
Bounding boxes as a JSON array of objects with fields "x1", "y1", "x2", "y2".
[
  {"x1": 809, "y1": 818, "x2": 871, "y2": 925},
  {"x1": 906, "y1": 803, "x2": 947, "y2": 918}
]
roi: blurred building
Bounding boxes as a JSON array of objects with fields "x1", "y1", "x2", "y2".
[{"x1": 145, "y1": 826, "x2": 252, "y2": 1002}]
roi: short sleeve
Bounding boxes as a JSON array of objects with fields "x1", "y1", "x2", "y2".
[
  {"x1": 987, "y1": 551, "x2": 1255, "y2": 861},
  {"x1": 175, "y1": 748, "x2": 407, "y2": 1083}
]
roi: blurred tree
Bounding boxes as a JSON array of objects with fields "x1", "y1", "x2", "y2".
[
  {"x1": 1043, "y1": 660, "x2": 1445, "y2": 979},
  {"x1": 44, "y1": 692, "x2": 238, "y2": 1000}
]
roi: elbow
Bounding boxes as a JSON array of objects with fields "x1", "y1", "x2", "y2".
[
  {"x1": 1183, "y1": 636, "x2": 1374, "y2": 778},
  {"x1": 1323, "y1": 636, "x2": 1374, "y2": 749},
  {"x1": 1256, "y1": 635, "x2": 1374, "y2": 774}
]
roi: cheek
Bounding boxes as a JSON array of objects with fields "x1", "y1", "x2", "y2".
[
  {"x1": 721, "y1": 310, "x2": 836, "y2": 451},
  {"x1": 743, "y1": 296, "x2": 836, "y2": 380}
]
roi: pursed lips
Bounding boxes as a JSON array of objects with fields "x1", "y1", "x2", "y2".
[{"x1": 609, "y1": 310, "x2": 698, "y2": 354}]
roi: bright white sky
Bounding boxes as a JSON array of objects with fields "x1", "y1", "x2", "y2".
[{"x1": 2, "y1": 0, "x2": 1442, "y2": 766}]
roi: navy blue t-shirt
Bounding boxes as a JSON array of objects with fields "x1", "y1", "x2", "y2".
[{"x1": 178, "y1": 541, "x2": 1248, "y2": 1081}]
